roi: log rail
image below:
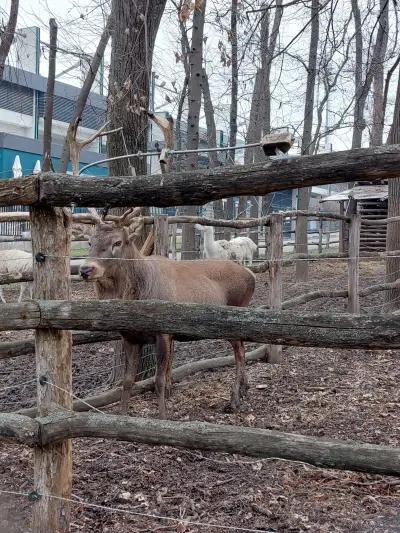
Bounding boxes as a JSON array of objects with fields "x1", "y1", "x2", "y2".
[
  {"x1": 1, "y1": 144, "x2": 400, "y2": 207},
  {"x1": 1, "y1": 411, "x2": 400, "y2": 477},
  {"x1": 1, "y1": 299, "x2": 400, "y2": 349}
]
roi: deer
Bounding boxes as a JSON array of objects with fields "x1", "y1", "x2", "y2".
[{"x1": 79, "y1": 208, "x2": 255, "y2": 418}]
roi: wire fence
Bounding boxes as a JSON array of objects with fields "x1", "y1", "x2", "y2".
[{"x1": 0, "y1": 488, "x2": 274, "y2": 532}]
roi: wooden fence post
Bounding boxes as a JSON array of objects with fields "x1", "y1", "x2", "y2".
[
  {"x1": 31, "y1": 206, "x2": 72, "y2": 533},
  {"x1": 154, "y1": 215, "x2": 169, "y2": 257},
  {"x1": 318, "y1": 219, "x2": 323, "y2": 254},
  {"x1": 348, "y1": 213, "x2": 361, "y2": 314},
  {"x1": 267, "y1": 213, "x2": 283, "y2": 363}
]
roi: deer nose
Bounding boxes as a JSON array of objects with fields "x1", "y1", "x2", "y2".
[{"x1": 80, "y1": 266, "x2": 94, "y2": 279}]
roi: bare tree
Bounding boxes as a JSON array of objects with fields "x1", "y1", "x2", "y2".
[
  {"x1": 240, "y1": 1, "x2": 283, "y2": 232},
  {"x1": 225, "y1": 0, "x2": 239, "y2": 235},
  {"x1": 42, "y1": 18, "x2": 58, "y2": 172},
  {"x1": 0, "y1": 0, "x2": 19, "y2": 81},
  {"x1": 228, "y1": 0, "x2": 239, "y2": 165},
  {"x1": 371, "y1": 0, "x2": 389, "y2": 146},
  {"x1": 295, "y1": 0, "x2": 320, "y2": 282},
  {"x1": 59, "y1": 17, "x2": 112, "y2": 173},
  {"x1": 181, "y1": 0, "x2": 207, "y2": 260},
  {"x1": 385, "y1": 64, "x2": 400, "y2": 311},
  {"x1": 351, "y1": 0, "x2": 390, "y2": 149}
]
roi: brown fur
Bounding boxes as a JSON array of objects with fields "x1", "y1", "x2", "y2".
[{"x1": 80, "y1": 222, "x2": 255, "y2": 417}]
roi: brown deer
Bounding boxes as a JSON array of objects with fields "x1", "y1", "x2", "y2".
[{"x1": 80, "y1": 209, "x2": 255, "y2": 417}]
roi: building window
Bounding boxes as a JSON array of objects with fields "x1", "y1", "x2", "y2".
[
  {"x1": 0, "y1": 81, "x2": 33, "y2": 115},
  {"x1": 38, "y1": 93, "x2": 106, "y2": 130}
]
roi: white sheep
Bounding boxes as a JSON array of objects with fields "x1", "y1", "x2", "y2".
[
  {"x1": 230, "y1": 235, "x2": 258, "y2": 266},
  {"x1": 196, "y1": 225, "x2": 257, "y2": 265},
  {"x1": 0, "y1": 250, "x2": 33, "y2": 303}
]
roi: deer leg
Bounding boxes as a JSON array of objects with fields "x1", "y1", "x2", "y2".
[
  {"x1": 0, "y1": 288, "x2": 5, "y2": 304},
  {"x1": 120, "y1": 340, "x2": 141, "y2": 414},
  {"x1": 155, "y1": 334, "x2": 172, "y2": 418},
  {"x1": 229, "y1": 340, "x2": 249, "y2": 411}
]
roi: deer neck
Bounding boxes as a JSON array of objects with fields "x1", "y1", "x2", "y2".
[{"x1": 203, "y1": 226, "x2": 218, "y2": 255}]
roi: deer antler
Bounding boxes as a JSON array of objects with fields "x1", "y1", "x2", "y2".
[
  {"x1": 128, "y1": 216, "x2": 145, "y2": 236},
  {"x1": 87, "y1": 208, "x2": 102, "y2": 224}
]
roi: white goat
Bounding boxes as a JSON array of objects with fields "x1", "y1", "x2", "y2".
[
  {"x1": 196, "y1": 225, "x2": 257, "y2": 265},
  {"x1": 0, "y1": 250, "x2": 33, "y2": 303},
  {"x1": 230, "y1": 235, "x2": 258, "y2": 266}
]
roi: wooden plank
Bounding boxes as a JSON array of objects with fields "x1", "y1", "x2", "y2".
[
  {"x1": 348, "y1": 214, "x2": 361, "y2": 314},
  {"x1": 36, "y1": 411, "x2": 400, "y2": 477},
  {"x1": 30, "y1": 206, "x2": 72, "y2": 533},
  {"x1": 267, "y1": 214, "x2": 283, "y2": 363},
  {"x1": 4, "y1": 144, "x2": 395, "y2": 208},
  {"x1": 154, "y1": 215, "x2": 169, "y2": 257},
  {"x1": 1, "y1": 299, "x2": 397, "y2": 349}
]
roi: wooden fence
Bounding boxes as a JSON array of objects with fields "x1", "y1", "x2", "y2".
[{"x1": 1, "y1": 145, "x2": 400, "y2": 532}]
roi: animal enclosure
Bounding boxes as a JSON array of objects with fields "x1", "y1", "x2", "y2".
[{"x1": 1, "y1": 145, "x2": 400, "y2": 532}]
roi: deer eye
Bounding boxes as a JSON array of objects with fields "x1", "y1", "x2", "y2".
[{"x1": 113, "y1": 240, "x2": 122, "y2": 248}]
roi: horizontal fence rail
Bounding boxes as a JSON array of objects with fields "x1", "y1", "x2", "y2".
[
  {"x1": 1, "y1": 299, "x2": 400, "y2": 349},
  {"x1": 1, "y1": 411, "x2": 400, "y2": 477},
  {"x1": 0, "y1": 209, "x2": 351, "y2": 226},
  {"x1": 1, "y1": 145, "x2": 400, "y2": 207}
]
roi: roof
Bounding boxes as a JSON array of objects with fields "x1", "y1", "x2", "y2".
[{"x1": 320, "y1": 185, "x2": 388, "y2": 202}]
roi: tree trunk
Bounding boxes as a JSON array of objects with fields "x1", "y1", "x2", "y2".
[
  {"x1": 201, "y1": 68, "x2": 219, "y2": 169},
  {"x1": 295, "y1": 0, "x2": 319, "y2": 282},
  {"x1": 59, "y1": 19, "x2": 112, "y2": 173},
  {"x1": 181, "y1": 0, "x2": 207, "y2": 260},
  {"x1": 371, "y1": 0, "x2": 389, "y2": 146},
  {"x1": 352, "y1": 0, "x2": 389, "y2": 150},
  {"x1": 0, "y1": 0, "x2": 19, "y2": 81},
  {"x1": 202, "y1": 67, "x2": 224, "y2": 236},
  {"x1": 351, "y1": 0, "x2": 364, "y2": 150},
  {"x1": 107, "y1": 0, "x2": 167, "y2": 177},
  {"x1": 228, "y1": 0, "x2": 238, "y2": 165},
  {"x1": 174, "y1": 14, "x2": 191, "y2": 170},
  {"x1": 385, "y1": 66, "x2": 400, "y2": 311},
  {"x1": 42, "y1": 19, "x2": 58, "y2": 172}
]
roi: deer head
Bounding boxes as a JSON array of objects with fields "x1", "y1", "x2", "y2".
[{"x1": 80, "y1": 208, "x2": 144, "y2": 281}]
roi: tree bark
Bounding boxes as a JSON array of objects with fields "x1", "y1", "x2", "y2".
[
  {"x1": 295, "y1": 0, "x2": 319, "y2": 282},
  {"x1": 0, "y1": 0, "x2": 19, "y2": 81},
  {"x1": 107, "y1": 0, "x2": 166, "y2": 177},
  {"x1": 181, "y1": 0, "x2": 207, "y2": 259}
]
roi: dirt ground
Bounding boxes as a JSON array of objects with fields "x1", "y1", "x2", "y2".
[{"x1": 1, "y1": 259, "x2": 400, "y2": 532}]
